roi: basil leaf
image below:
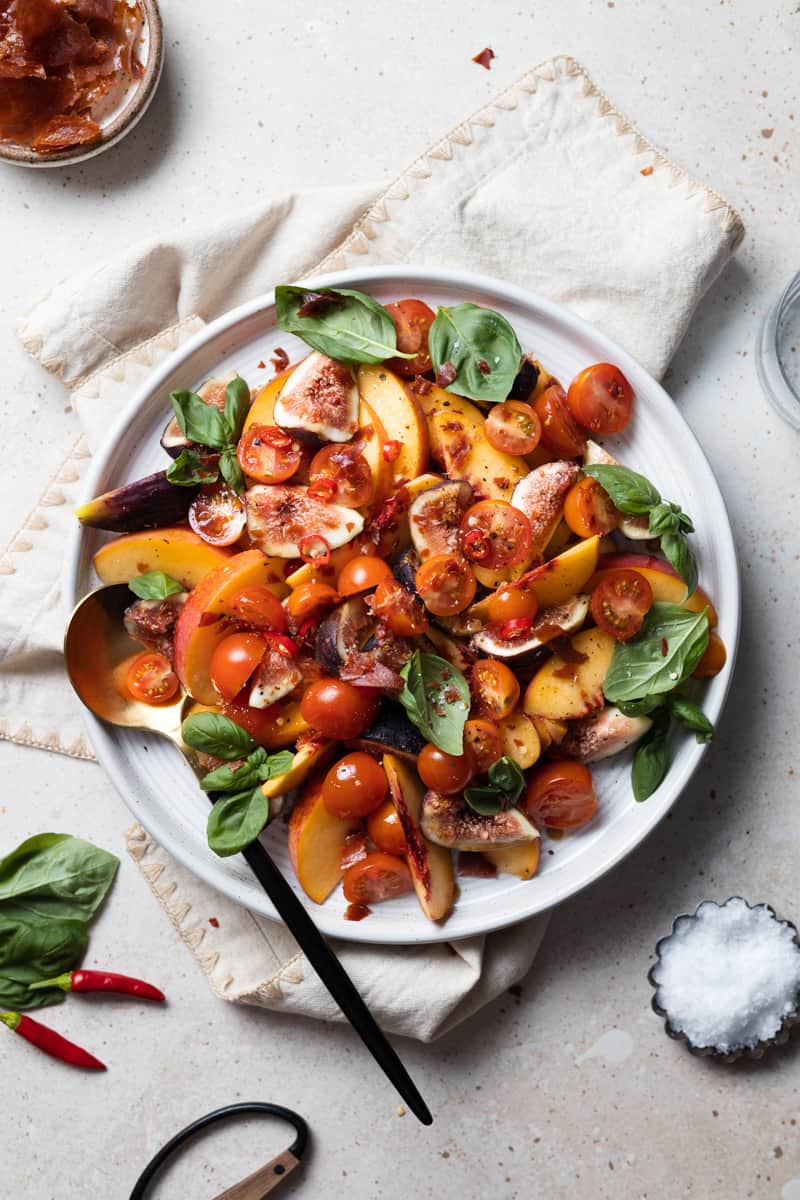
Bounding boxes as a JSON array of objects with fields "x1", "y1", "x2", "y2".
[
  {"x1": 647, "y1": 501, "x2": 680, "y2": 537},
  {"x1": 223, "y1": 377, "x2": 251, "y2": 443},
  {"x1": 661, "y1": 531, "x2": 698, "y2": 597},
  {"x1": 166, "y1": 448, "x2": 219, "y2": 487},
  {"x1": 0, "y1": 834, "x2": 119, "y2": 921},
  {"x1": 207, "y1": 788, "x2": 269, "y2": 857},
  {"x1": 603, "y1": 603, "x2": 710, "y2": 704},
  {"x1": 181, "y1": 713, "x2": 257, "y2": 760},
  {"x1": 0, "y1": 914, "x2": 87, "y2": 1011},
  {"x1": 616, "y1": 696, "x2": 664, "y2": 718},
  {"x1": 257, "y1": 749, "x2": 294, "y2": 781},
  {"x1": 398, "y1": 651, "x2": 470, "y2": 756},
  {"x1": 219, "y1": 447, "x2": 246, "y2": 495},
  {"x1": 582, "y1": 464, "x2": 662, "y2": 515},
  {"x1": 128, "y1": 571, "x2": 185, "y2": 600},
  {"x1": 462, "y1": 786, "x2": 505, "y2": 816},
  {"x1": 428, "y1": 303, "x2": 521, "y2": 403},
  {"x1": 170, "y1": 390, "x2": 229, "y2": 449},
  {"x1": 200, "y1": 759, "x2": 261, "y2": 793},
  {"x1": 464, "y1": 756, "x2": 526, "y2": 815},
  {"x1": 667, "y1": 695, "x2": 714, "y2": 743},
  {"x1": 275, "y1": 285, "x2": 412, "y2": 364},
  {"x1": 632, "y1": 712, "x2": 670, "y2": 802}
]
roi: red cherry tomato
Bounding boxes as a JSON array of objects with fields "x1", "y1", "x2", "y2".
[
  {"x1": 287, "y1": 582, "x2": 339, "y2": 626},
  {"x1": 692, "y1": 631, "x2": 727, "y2": 678},
  {"x1": 220, "y1": 697, "x2": 287, "y2": 745},
  {"x1": 471, "y1": 659, "x2": 520, "y2": 721},
  {"x1": 464, "y1": 718, "x2": 503, "y2": 773},
  {"x1": 370, "y1": 579, "x2": 429, "y2": 636},
  {"x1": 322, "y1": 751, "x2": 389, "y2": 819},
  {"x1": 337, "y1": 555, "x2": 393, "y2": 596},
  {"x1": 237, "y1": 424, "x2": 303, "y2": 484},
  {"x1": 367, "y1": 801, "x2": 408, "y2": 856},
  {"x1": 534, "y1": 384, "x2": 586, "y2": 458},
  {"x1": 460, "y1": 500, "x2": 532, "y2": 570},
  {"x1": 189, "y1": 482, "x2": 246, "y2": 546},
  {"x1": 126, "y1": 652, "x2": 179, "y2": 705},
  {"x1": 524, "y1": 760, "x2": 597, "y2": 830},
  {"x1": 590, "y1": 568, "x2": 653, "y2": 642},
  {"x1": 415, "y1": 553, "x2": 477, "y2": 616},
  {"x1": 343, "y1": 852, "x2": 413, "y2": 903},
  {"x1": 563, "y1": 476, "x2": 619, "y2": 538},
  {"x1": 309, "y1": 444, "x2": 374, "y2": 508},
  {"x1": 209, "y1": 633, "x2": 267, "y2": 701},
  {"x1": 486, "y1": 582, "x2": 539, "y2": 626},
  {"x1": 228, "y1": 585, "x2": 288, "y2": 632},
  {"x1": 384, "y1": 299, "x2": 436, "y2": 378},
  {"x1": 418, "y1": 743, "x2": 475, "y2": 795},
  {"x1": 567, "y1": 363, "x2": 634, "y2": 435},
  {"x1": 300, "y1": 678, "x2": 380, "y2": 739},
  {"x1": 485, "y1": 400, "x2": 542, "y2": 456}
]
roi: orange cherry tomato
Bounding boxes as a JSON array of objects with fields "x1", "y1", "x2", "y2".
[
  {"x1": 370, "y1": 579, "x2": 429, "y2": 636},
  {"x1": 309, "y1": 444, "x2": 374, "y2": 508},
  {"x1": 563, "y1": 476, "x2": 620, "y2": 538},
  {"x1": 209, "y1": 632, "x2": 267, "y2": 701},
  {"x1": 485, "y1": 400, "x2": 542, "y2": 456},
  {"x1": 471, "y1": 659, "x2": 520, "y2": 721},
  {"x1": 337, "y1": 555, "x2": 393, "y2": 596},
  {"x1": 287, "y1": 582, "x2": 339, "y2": 626},
  {"x1": 300, "y1": 678, "x2": 380, "y2": 739},
  {"x1": 692, "y1": 630, "x2": 727, "y2": 678},
  {"x1": 367, "y1": 800, "x2": 408, "y2": 856},
  {"x1": 524, "y1": 760, "x2": 597, "y2": 830},
  {"x1": 460, "y1": 501, "x2": 532, "y2": 570},
  {"x1": 464, "y1": 718, "x2": 504, "y2": 773},
  {"x1": 126, "y1": 652, "x2": 179, "y2": 705},
  {"x1": 189, "y1": 482, "x2": 246, "y2": 546},
  {"x1": 237, "y1": 424, "x2": 303, "y2": 484},
  {"x1": 590, "y1": 568, "x2": 653, "y2": 642},
  {"x1": 418, "y1": 742, "x2": 475, "y2": 795},
  {"x1": 228, "y1": 585, "x2": 288, "y2": 632},
  {"x1": 486, "y1": 582, "x2": 539, "y2": 626},
  {"x1": 384, "y1": 298, "x2": 436, "y2": 378},
  {"x1": 343, "y1": 852, "x2": 413, "y2": 903},
  {"x1": 322, "y1": 751, "x2": 389, "y2": 819},
  {"x1": 534, "y1": 384, "x2": 587, "y2": 458},
  {"x1": 415, "y1": 553, "x2": 477, "y2": 617},
  {"x1": 567, "y1": 363, "x2": 634, "y2": 435}
]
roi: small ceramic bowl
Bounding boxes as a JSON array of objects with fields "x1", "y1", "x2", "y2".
[{"x1": 0, "y1": 0, "x2": 163, "y2": 169}]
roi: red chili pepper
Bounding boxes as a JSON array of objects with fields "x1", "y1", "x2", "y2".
[
  {"x1": 0, "y1": 1011, "x2": 106, "y2": 1070},
  {"x1": 261, "y1": 631, "x2": 301, "y2": 657},
  {"x1": 463, "y1": 528, "x2": 491, "y2": 562},
  {"x1": 30, "y1": 970, "x2": 165, "y2": 1002},
  {"x1": 500, "y1": 617, "x2": 533, "y2": 640},
  {"x1": 308, "y1": 477, "x2": 338, "y2": 503},
  {"x1": 298, "y1": 534, "x2": 331, "y2": 566},
  {"x1": 383, "y1": 440, "x2": 402, "y2": 463}
]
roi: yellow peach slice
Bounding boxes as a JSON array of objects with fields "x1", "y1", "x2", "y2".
[
  {"x1": 93, "y1": 527, "x2": 233, "y2": 589},
  {"x1": 483, "y1": 837, "x2": 540, "y2": 880},
  {"x1": 356, "y1": 364, "x2": 431, "y2": 481},
  {"x1": 383, "y1": 753, "x2": 454, "y2": 922},
  {"x1": 523, "y1": 627, "x2": 616, "y2": 721},
  {"x1": 287, "y1": 776, "x2": 361, "y2": 904}
]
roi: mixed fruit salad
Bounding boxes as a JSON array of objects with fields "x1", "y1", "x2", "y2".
[{"x1": 76, "y1": 287, "x2": 726, "y2": 924}]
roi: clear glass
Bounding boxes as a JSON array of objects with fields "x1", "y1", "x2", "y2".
[{"x1": 756, "y1": 272, "x2": 800, "y2": 430}]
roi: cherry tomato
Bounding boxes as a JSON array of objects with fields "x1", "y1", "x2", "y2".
[
  {"x1": 343, "y1": 852, "x2": 413, "y2": 903},
  {"x1": 189, "y1": 482, "x2": 246, "y2": 546},
  {"x1": 486, "y1": 582, "x2": 539, "y2": 626},
  {"x1": 563, "y1": 476, "x2": 619, "y2": 538},
  {"x1": 337, "y1": 555, "x2": 393, "y2": 596},
  {"x1": 367, "y1": 801, "x2": 408, "y2": 856},
  {"x1": 415, "y1": 553, "x2": 477, "y2": 616},
  {"x1": 322, "y1": 751, "x2": 389, "y2": 818},
  {"x1": 471, "y1": 659, "x2": 520, "y2": 721},
  {"x1": 418, "y1": 742, "x2": 475, "y2": 794},
  {"x1": 309, "y1": 444, "x2": 374, "y2": 508},
  {"x1": 590, "y1": 568, "x2": 653, "y2": 642},
  {"x1": 126, "y1": 652, "x2": 179, "y2": 705},
  {"x1": 464, "y1": 718, "x2": 504, "y2": 773},
  {"x1": 209, "y1": 632, "x2": 267, "y2": 701},
  {"x1": 692, "y1": 631, "x2": 727, "y2": 678},
  {"x1": 567, "y1": 363, "x2": 634, "y2": 435},
  {"x1": 237, "y1": 424, "x2": 303, "y2": 484},
  {"x1": 300, "y1": 678, "x2": 380, "y2": 739},
  {"x1": 228, "y1": 585, "x2": 288, "y2": 632},
  {"x1": 287, "y1": 582, "x2": 339, "y2": 626},
  {"x1": 370, "y1": 579, "x2": 429, "y2": 636},
  {"x1": 485, "y1": 400, "x2": 542, "y2": 456},
  {"x1": 534, "y1": 384, "x2": 586, "y2": 457},
  {"x1": 384, "y1": 299, "x2": 436, "y2": 378},
  {"x1": 460, "y1": 501, "x2": 532, "y2": 570},
  {"x1": 524, "y1": 760, "x2": 597, "y2": 830}
]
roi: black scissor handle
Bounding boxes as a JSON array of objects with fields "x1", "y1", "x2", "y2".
[{"x1": 129, "y1": 1101, "x2": 309, "y2": 1199}]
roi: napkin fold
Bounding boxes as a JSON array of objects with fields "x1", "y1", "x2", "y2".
[{"x1": 2, "y1": 54, "x2": 743, "y2": 1040}]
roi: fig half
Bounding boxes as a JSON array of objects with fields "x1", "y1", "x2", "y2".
[
  {"x1": 245, "y1": 485, "x2": 364, "y2": 557},
  {"x1": 273, "y1": 352, "x2": 359, "y2": 443},
  {"x1": 421, "y1": 792, "x2": 538, "y2": 852}
]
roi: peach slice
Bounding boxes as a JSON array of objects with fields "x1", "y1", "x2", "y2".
[
  {"x1": 93, "y1": 527, "x2": 233, "y2": 588},
  {"x1": 418, "y1": 384, "x2": 528, "y2": 502},
  {"x1": 243, "y1": 367, "x2": 294, "y2": 433},
  {"x1": 383, "y1": 752, "x2": 454, "y2": 922},
  {"x1": 356, "y1": 364, "x2": 430, "y2": 481},
  {"x1": 261, "y1": 736, "x2": 336, "y2": 801},
  {"x1": 287, "y1": 775, "x2": 362, "y2": 904},
  {"x1": 483, "y1": 837, "x2": 540, "y2": 880},
  {"x1": 522, "y1": 535, "x2": 601, "y2": 610},
  {"x1": 590, "y1": 553, "x2": 718, "y2": 626},
  {"x1": 523, "y1": 627, "x2": 616, "y2": 721}
]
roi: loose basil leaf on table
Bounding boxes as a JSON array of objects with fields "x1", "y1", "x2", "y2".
[
  {"x1": 603, "y1": 603, "x2": 710, "y2": 705},
  {"x1": 166, "y1": 448, "x2": 220, "y2": 487},
  {"x1": 464, "y1": 756, "x2": 526, "y2": 816},
  {"x1": 275, "y1": 285, "x2": 414, "y2": 364},
  {"x1": 181, "y1": 713, "x2": 258, "y2": 760},
  {"x1": 398, "y1": 651, "x2": 470, "y2": 756},
  {"x1": 128, "y1": 571, "x2": 185, "y2": 600},
  {"x1": 207, "y1": 788, "x2": 270, "y2": 857},
  {"x1": 428, "y1": 303, "x2": 522, "y2": 404},
  {"x1": 631, "y1": 711, "x2": 671, "y2": 803}
]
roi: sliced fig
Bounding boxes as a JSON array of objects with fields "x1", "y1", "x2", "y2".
[
  {"x1": 508, "y1": 354, "x2": 541, "y2": 402},
  {"x1": 347, "y1": 701, "x2": 426, "y2": 761},
  {"x1": 511, "y1": 461, "x2": 580, "y2": 563},
  {"x1": 75, "y1": 471, "x2": 197, "y2": 532},
  {"x1": 470, "y1": 593, "x2": 590, "y2": 659},
  {"x1": 315, "y1": 596, "x2": 373, "y2": 675},
  {"x1": 424, "y1": 625, "x2": 476, "y2": 674},
  {"x1": 160, "y1": 375, "x2": 236, "y2": 458},
  {"x1": 245, "y1": 485, "x2": 364, "y2": 557},
  {"x1": 273, "y1": 352, "x2": 359, "y2": 443},
  {"x1": 583, "y1": 441, "x2": 652, "y2": 540},
  {"x1": 248, "y1": 644, "x2": 304, "y2": 709},
  {"x1": 421, "y1": 792, "x2": 538, "y2": 851},
  {"x1": 560, "y1": 705, "x2": 652, "y2": 763},
  {"x1": 408, "y1": 479, "x2": 473, "y2": 562}
]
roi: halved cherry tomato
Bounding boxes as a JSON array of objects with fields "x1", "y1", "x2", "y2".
[
  {"x1": 415, "y1": 553, "x2": 477, "y2": 616},
  {"x1": 228, "y1": 585, "x2": 288, "y2": 632},
  {"x1": 524, "y1": 760, "x2": 597, "y2": 830},
  {"x1": 418, "y1": 742, "x2": 475, "y2": 794},
  {"x1": 563, "y1": 476, "x2": 619, "y2": 538},
  {"x1": 471, "y1": 659, "x2": 520, "y2": 721},
  {"x1": 464, "y1": 718, "x2": 504, "y2": 772},
  {"x1": 189, "y1": 482, "x2": 246, "y2": 546},
  {"x1": 369, "y1": 579, "x2": 429, "y2": 635},
  {"x1": 126, "y1": 652, "x2": 179, "y2": 705},
  {"x1": 237, "y1": 424, "x2": 303, "y2": 484},
  {"x1": 692, "y1": 631, "x2": 727, "y2": 678},
  {"x1": 343, "y1": 852, "x2": 413, "y2": 903},
  {"x1": 384, "y1": 299, "x2": 436, "y2": 378},
  {"x1": 300, "y1": 678, "x2": 379, "y2": 739},
  {"x1": 567, "y1": 363, "x2": 634, "y2": 435},
  {"x1": 287, "y1": 582, "x2": 339, "y2": 626},
  {"x1": 485, "y1": 400, "x2": 542, "y2": 456},
  {"x1": 486, "y1": 582, "x2": 539, "y2": 626},
  {"x1": 367, "y1": 800, "x2": 408, "y2": 856},
  {"x1": 210, "y1": 632, "x2": 267, "y2": 701},
  {"x1": 322, "y1": 751, "x2": 389, "y2": 818},
  {"x1": 590, "y1": 568, "x2": 653, "y2": 642},
  {"x1": 337, "y1": 555, "x2": 393, "y2": 596},
  {"x1": 534, "y1": 384, "x2": 586, "y2": 458},
  {"x1": 309, "y1": 444, "x2": 374, "y2": 508},
  {"x1": 460, "y1": 501, "x2": 532, "y2": 570}
]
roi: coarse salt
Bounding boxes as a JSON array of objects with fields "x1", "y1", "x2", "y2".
[{"x1": 651, "y1": 898, "x2": 800, "y2": 1053}]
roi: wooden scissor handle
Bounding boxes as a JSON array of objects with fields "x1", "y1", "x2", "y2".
[{"x1": 214, "y1": 1149, "x2": 301, "y2": 1198}]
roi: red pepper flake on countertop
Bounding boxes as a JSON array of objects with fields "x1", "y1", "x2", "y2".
[
  {"x1": 30, "y1": 969, "x2": 165, "y2": 1002},
  {"x1": 0, "y1": 1011, "x2": 105, "y2": 1071},
  {"x1": 472, "y1": 47, "x2": 495, "y2": 70},
  {"x1": 640, "y1": 165, "x2": 654, "y2": 176}
]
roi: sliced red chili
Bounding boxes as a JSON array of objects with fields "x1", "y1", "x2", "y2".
[
  {"x1": 383, "y1": 440, "x2": 402, "y2": 463},
  {"x1": 262, "y1": 631, "x2": 301, "y2": 657},
  {"x1": 298, "y1": 534, "x2": 331, "y2": 566},
  {"x1": 500, "y1": 617, "x2": 534, "y2": 639},
  {"x1": 308, "y1": 477, "x2": 338, "y2": 502},
  {"x1": 463, "y1": 528, "x2": 491, "y2": 562}
]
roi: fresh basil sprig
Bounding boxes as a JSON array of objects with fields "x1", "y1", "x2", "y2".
[
  {"x1": 166, "y1": 449, "x2": 220, "y2": 488},
  {"x1": 128, "y1": 571, "x2": 185, "y2": 600},
  {"x1": 275, "y1": 285, "x2": 414, "y2": 364},
  {"x1": 207, "y1": 788, "x2": 270, "y2": 857},
  {"x1": 603, "y1": 603, "x2": 709, "y2": 705},
  {"x1": 666, "y1": 694, "x2": 714, "y2": 744},
  {"x1": 428, "y1": 303, "x2": 521, "y2": 404},
  {"x1": 200, "y1": 747, "x2": 294, "y2": 794},
  {"x1": 582, "y1": 464, "x2": 698, "y2": 595},
  {"x1": 168, "y1": 377, "x2": 250, "y2": 493},
  {"x1": 398, "y1": 651, "x2": 470, "y2": 756},
  {"x1": 181, "y1": 712, "x2": 258, "y2": 760},
  {"x1": 464, "y1": 756, "x2": 526, "y2": 816}
]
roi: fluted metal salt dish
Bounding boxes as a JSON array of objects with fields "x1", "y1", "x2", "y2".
[{"x1": 756, "y1": 271, "x2": 800, "y2": 430}]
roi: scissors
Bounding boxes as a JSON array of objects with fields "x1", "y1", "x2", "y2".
[{"x1": 129, "y1": 1101, "x2": 309, "y2": 1198}]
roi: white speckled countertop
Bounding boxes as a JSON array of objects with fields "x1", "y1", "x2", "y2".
[{"x1": 2, "y1": 2, "x2": 799, "y2": 1197}]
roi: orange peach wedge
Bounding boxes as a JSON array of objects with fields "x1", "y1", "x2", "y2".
[
  {"x1": 93, "y1": 527, "x2": 233, "y2": 589},
  {"x1": 383, "y1": 752, "x2": 454, "y2": 922},
  {"x1": 590, "y1": 553, "x2": 718, "y2": 627},
  {"x1": 287, "y1": 776, "x2": 361, "y2": 904}
]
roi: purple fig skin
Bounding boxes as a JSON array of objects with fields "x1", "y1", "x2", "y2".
[{"x1": 75, "y1": 471, "x2": 197, "y2": 532}]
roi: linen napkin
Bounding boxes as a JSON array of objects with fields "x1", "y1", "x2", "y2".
[{"x1": 2, "y1": 55, "x2": 743, "y2": 1040}]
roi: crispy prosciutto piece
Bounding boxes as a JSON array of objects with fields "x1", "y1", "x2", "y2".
[{"x1": 124, "y1": 594, "x2": 187, "y2": 660}]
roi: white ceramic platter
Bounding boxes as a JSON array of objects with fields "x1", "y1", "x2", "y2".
[{"x1": 64, "y1": 266, "x2": 740, "y2": 945}]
